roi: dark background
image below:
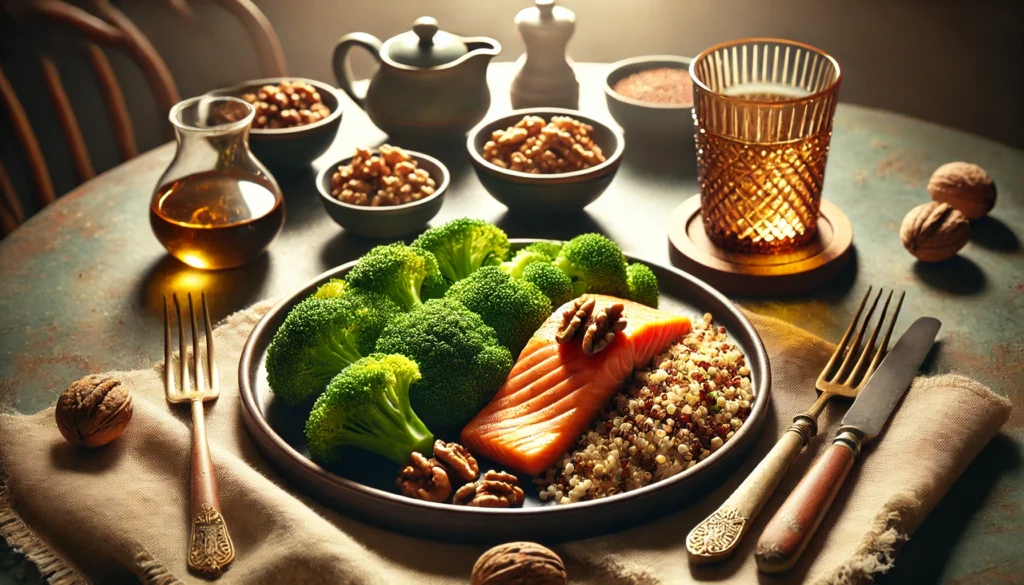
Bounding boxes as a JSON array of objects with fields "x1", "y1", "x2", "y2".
[{"x1": 2, "y1": 0, "x2": 1023, "y2": 218}]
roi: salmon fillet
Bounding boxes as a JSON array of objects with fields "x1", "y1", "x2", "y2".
[{"x1": 461, "y1": 295, "x2": 691, "y2": 475}]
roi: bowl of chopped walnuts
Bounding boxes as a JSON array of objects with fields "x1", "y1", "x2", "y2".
[
  {"x1": 208, "y1": 77, "x2": 343, "y2": 171},
  {"x1": 316, "y1": 144, "x2": 448, "y2": 238},
  {"x1": 467, "y1": 108, "x2": 625, "y2": 213}
]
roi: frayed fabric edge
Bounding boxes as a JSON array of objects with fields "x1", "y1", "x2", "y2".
[
  {"x1": 0, "y1": 481, "x2": 88, "y2": 585},
  {"x1": 136, "y1": 550, "x2": 184, "y2": 585},
  {"x1": 817, "y1": 492, "x2": 919, "y2": 585}
]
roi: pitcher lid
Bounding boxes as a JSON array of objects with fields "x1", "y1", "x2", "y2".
[{"x1": 387, "y1": 17, "x2": 468, "y2": 68}]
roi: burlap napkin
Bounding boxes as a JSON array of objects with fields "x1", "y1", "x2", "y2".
[{"x1": 0, "y1": 300, "x2": 1011, "y2": 585}]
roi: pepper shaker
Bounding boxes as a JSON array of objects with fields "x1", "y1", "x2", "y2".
[{"x1": 510, "y1": 0, "x2": 580, "y2": 109}]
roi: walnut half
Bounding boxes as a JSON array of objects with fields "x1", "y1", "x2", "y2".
[
  {"x1": 555, "y1": 296, "x2": 595, "y2": 344},
  {"x1": 433, "y1": 440, "x2": 480, "y2": 483},
  {"x1": 453, "y1": 470, "x2": 525, "y2": 508},
  {"x1": 396, "y1": 452, "x2": 451, "y2": 503},
  {"x1": 582, "y1": 302, "x2": 626, "y2": 355}
]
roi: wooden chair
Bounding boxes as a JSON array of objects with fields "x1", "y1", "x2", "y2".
[{"x1": 0, "y1": 0, "x2": 288, "y2": 237}]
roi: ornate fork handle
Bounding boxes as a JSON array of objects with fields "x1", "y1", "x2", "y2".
[
  {"x1": 686, "y1": 415, "x2": 817, "y2": 564},
  {"x1": 188, "y1": 398, "x2": 235, "y2": 578}
]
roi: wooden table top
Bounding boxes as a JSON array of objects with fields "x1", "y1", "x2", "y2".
[{"x1": 1, "y1": 63, "x2": 1021, "y2": 584}]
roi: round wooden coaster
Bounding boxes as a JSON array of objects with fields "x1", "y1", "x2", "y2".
[{"x1": 667, "y1": 195, "x2": 854, "y2": 295}]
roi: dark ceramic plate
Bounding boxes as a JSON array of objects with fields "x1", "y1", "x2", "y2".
[{"x1": 238, "y1": 241, "x2": 771, "y2": 543}]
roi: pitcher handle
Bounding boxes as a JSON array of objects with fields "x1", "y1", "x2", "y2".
[{"x1": 332, "y1": 32, "x2": 383, "y2": 108}]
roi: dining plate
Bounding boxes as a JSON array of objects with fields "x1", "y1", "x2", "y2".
[{"x1": 238, "y1": 240, "x2": 771, "y2": 542}]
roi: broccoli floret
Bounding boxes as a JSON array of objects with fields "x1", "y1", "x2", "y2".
[
  {"x1": 412, "y1": 218, "x2": 510, "y2": 282},
  {"x1": 553, "y1": 233, "x2": 629, "y2": 297},
  {"x1": 522, "y1": 241, "x2": 563, "y2": 260},
  {"x1": 345, "y1": 243, "x2": 444, "y2": 311},
  {"x1": 445, "y1": 266, "x2": 552, "y2": 354},
  {"x1": 266, "y1": 290, "x2": 401, "y2": 405},
  {"x1": 312, "y1": 278, "x2": 346, "y2": 299},
  {"x1": 305, "y1": 353, "x2": 434, "y2": 464},
  {"x1": 499, "y1": 248, "x2": 549, "y2": 278},
  {"x1": 375, "y1": 298, "x2": 514, "y2": 433},
  {"x1": 626, "y1": 262, "x2": 659, "y2": 307},
  {"x1": 522, "y1": 261, "x2": 574, "y2": 308}
]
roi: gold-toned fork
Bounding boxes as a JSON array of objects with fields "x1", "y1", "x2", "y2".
[
  {"x1": 686, "y1": 287, "x2": 904, "y2": 565},
  {"x1": 164, "y1": 292, "x2": 235, "y2": 578}
]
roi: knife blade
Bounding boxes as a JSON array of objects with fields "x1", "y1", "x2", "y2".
[
  {"x1": 755, "y1": 315, "x2": 940, "y2": 573},
  {"x1": 839, "y1": 316, "x2": 941, "y2": 440}
]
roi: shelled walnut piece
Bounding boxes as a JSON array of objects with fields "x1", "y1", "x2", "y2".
[
  {"x1": 433, "y1": 439, "x2": 480, "y2": 483},
  {"x1": 483, "y1": 115, "x2": 606, "y2": 174},
  {"x1": 555, "y1": 296, "x2": 627, "y2": 355},
  {"x1": 241, "y1": 80, "x2": 331, "y2": 129},
  {"x1": 471, "y1": 542, "x2": 568, "y2": 585},
  {"x1": 454, "y1": 470, "x2": 525, "y2": 508},
  {"x1": 395, "y1": 452, "x2": 451, "y2": 503},
  {"x1": 330, "y1": 145, "x2": 437, "y2": 207},
  {"x1": 55, "y1": 375, "x2": 133, "y2": 447}
]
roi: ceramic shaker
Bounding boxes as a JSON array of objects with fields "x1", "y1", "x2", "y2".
[{"x1": 510, "y1": 0, "x2": 579, "y2": 109}]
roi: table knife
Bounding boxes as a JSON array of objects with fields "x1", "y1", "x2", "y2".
[{"x1": 755, "y1": 316, "x2": 941, "y2": 573}]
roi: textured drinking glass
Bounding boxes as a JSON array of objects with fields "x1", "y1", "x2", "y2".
[{"x1": 690, "y1": 39, "x2": 841, "y2": 253}]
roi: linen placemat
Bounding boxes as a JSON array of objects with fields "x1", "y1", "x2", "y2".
[{"x1": 0, "y1": 300, "x2": 1011, "y2": 585}]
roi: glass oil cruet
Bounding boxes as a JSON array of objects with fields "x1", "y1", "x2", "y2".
[{"x1": 150, "y1": 96, "x2": 284, "y2": 270}]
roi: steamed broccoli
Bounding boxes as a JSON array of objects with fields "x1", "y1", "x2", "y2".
[
  {"x1": 375, "y1": 298, "x2": 514, "y2": 433},
  {"x1": 266, "y1": 289, "x2": 401, "y2": 405},
  {"x1": 626, "y1": 262, "x2": 659, "y2": 308},
  {"x1": 312, "y1": 278, "x2": 347, "y2": 299},
  {"x1": 522, "y1": 241, "x2": 563, "y2": 260},
  {"x1": 412, "y1": 218, "x2": 510, "y2": 282},
  {"x1": 305, "y1": 353, "x2": 434, "y2": 464},
  {"x1": 445, "y1": 266, "x2": 552, "y2": 354},
  {"x1": 345, "y1": 243, "x2": 444, "y2": 311},
  {"x1": 522, "y1": 262, "x2": 574, "y2": 308},
  {"x1": 553, "y1": 233, "x2": 629, "y2": 297},
  {"x1": 499, "y1": 248, "x2": 549, "y2": 278}
]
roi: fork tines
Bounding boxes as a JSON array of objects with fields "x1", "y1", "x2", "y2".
[
  {"x1": 163, "y1": 291, "x2": 218, "y2": 402},
  {"x1": 819, "y1": 287, "x2": 905, "y2": 390}
]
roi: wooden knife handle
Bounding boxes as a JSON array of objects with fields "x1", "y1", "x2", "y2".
[
  {"x1": 755, "y1": 433, "x2": 859, "y2": 573},
  {"x1": 686, "y1": 416, "x2": 815, "y2": 565}
]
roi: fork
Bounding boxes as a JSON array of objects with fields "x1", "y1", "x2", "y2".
[
  {"x1": 686, "y1": 287, "x2": 903, "y2": 565},
  {"x1": 164, "y1": 292, "x2": 235, "y2": 578}
]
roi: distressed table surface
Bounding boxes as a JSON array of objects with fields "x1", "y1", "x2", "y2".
[{"x1": 1, "y1": 63, "x2": 1021, "y2": 584}]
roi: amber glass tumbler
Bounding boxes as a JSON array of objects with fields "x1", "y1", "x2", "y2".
[{"x1": 690, "y1": 39, "x2": 841, "y2": 253}]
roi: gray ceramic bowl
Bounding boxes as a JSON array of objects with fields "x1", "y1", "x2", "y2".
[
  {"x1": 208, "y1": 77, "x2": 343, "y2": 171},
  {"x1": 605, "y1": 56, "x2": 695, "y2": 144},
  {"x1": 467, "y1": 108, "x2": 625, "y2": 214},
  {"x1": 316, "y1": 149, "x2": 448, "y2": 238}
]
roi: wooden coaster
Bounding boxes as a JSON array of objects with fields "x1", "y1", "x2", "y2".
[{"x1": 667, "y1": 195, "x2": 853, "y2": 295}]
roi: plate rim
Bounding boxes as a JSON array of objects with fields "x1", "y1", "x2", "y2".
[{"x1": 237, "y1": 239, "x2": 772, "y2": 521}]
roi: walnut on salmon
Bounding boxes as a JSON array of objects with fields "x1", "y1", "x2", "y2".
[{"x1": 461, "y1": 295, "x2": 691, "y2": 476}]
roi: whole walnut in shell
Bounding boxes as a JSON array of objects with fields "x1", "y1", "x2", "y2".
[
  {"x1": 900, "y1": 202, "x2": 970, "y2": 262},
  {"x1": 55, "y1": 375, "x2": 133, "y2": 447},
  {"x1": 471, "y1": 542, "x2": 567, "y2": 585},
  {"x1": 928, "y1": 161, "x2": 996, "y2": 220}
]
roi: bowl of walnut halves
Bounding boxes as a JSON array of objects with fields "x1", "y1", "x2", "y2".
[
  {"x1": 467, "y1": 108, "x2": 625, "y2": 213},
  {"x1": 316, "y1": 144, "x2": 449, "y2": 238},
  {"x1": 208, "y1": 77, "x2": 343, "y2": 172}
]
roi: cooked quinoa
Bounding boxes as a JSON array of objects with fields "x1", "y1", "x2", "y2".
[{"x1": 535, "y1": 313, "x2": 754, "y2": 504}]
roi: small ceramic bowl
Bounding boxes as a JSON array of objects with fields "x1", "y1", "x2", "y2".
[
  {"x1": 605, "y1": 56, "x2": 695, "y2": 143},
  {"x1": 316, "y1": 150, "x2": 448, "y2": 238},
  {"x1": 467, "y1": 108, "x2": 625, "y2": 213},
  {"x1": 208, "y1": 77, "x2": 343, "y2": 171}
]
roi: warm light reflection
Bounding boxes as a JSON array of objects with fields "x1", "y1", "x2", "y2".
[{"x1": 180, "y1": 253, "x2": 211, "y2": 269}]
